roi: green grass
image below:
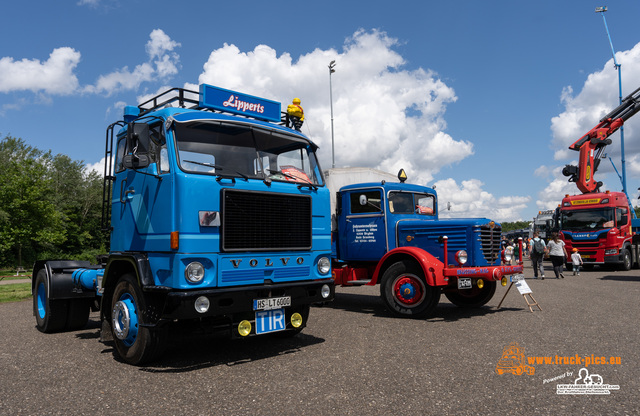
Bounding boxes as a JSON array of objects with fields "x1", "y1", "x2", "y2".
[{"x1": 0, "y1": 283, "x2": 32, "y2": 303}]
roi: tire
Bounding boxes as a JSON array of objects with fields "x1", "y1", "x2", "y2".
[
  {"x1": 445, "y1": 281, "x2": 497, "y2": 308},
  {"x1": 380, "y1": 261, "x2": 440, "y2": 318},
  {"x1": 33, "y1": 269, "x2": 68, "y2": 333},
  {"x1": 111, "y1": 274, "x2": 167, "y2": 365},
  {"x1": 620, "y1": 249, "x2": 632, "y2": 271}
]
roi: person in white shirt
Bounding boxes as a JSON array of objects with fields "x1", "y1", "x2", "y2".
[
  {"x1": 571, "y1": 248, "x2": 583, "y2": 275},
  {"x1": 547, "y1": 232, "x2": 569, "y2": 279}
]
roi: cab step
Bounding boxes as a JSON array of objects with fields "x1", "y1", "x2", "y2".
[{"x1": 344, "y1": 279, "x2": 372, "y2": 286}]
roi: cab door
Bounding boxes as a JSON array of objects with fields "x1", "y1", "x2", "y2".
[
  {"x1": 338, "y1": 189, "x2": 387, "y2": 261},
  {"x1": 110, "y1": 125, "x2": 173, "y2": 253}
]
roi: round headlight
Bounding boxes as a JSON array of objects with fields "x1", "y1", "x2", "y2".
[
  {"x1": 455, "y1": 250, "x2": 468, "y2": 265},
  {"x1": 194, "y1": 296, "x2": 210, "y2": 313},
  {"x1": 317, "y1": 257, "x2": 331, "y2": 275},
  {"x1": 291, "y1": 312, "x2": 303, "y2": 328},
  {"x1": 185, "y1": 262, "x2": 205, "y2": 283},
  {"x1": 238, "y1": 320, "x2": 252, "y2": 337},
  {"x1": 321, "y1": 284, "x2": 331, "y2": 299}
]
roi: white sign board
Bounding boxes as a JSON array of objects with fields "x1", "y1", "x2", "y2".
[{"x1": 515, "y1": 278, "x2": 532, "y2": 295}]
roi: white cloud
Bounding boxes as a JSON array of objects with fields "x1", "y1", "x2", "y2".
[
  {"x1": 85, "y1": 157, "x2": 106, "y2": 175},
  {"x1": 546, "y1": 41, "x2": 640, "y2": 211},
  {"x1": 197, "y1": 29, "x2": 472, "y2": 186},
  {"x1": 0, "y1": 47, "x2": 81, "y2": 94},
  {"x1": 434, "y1": 178, "x2": 530, "y2": 222},
  {"x1": 87, "y1": 29, "x2": 181, "y2": 95},
  {"x1": 0, "y1": 29, "x2": 181, "y2": 99},
  {"x1": 551, "y1": 42, "x2": 640, "y2": 165}
]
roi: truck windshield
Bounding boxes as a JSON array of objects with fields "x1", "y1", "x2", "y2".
[
  {"x1": 561, "y1": 208, "x2": 615, "y2": 231},
  {"x1": 172, "y1": 120, "x2": 323, "y2": 185},
  {"x1": 388, "y1": 192, "x2": 435, "y2": 215}
]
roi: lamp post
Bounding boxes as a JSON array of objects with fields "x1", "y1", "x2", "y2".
[
  {"x1": 329, "y1": 60, "x2": 336, "y2": 168},
  {"x1": 595, "y1": 6, "x2": 628, "y2": 197}
]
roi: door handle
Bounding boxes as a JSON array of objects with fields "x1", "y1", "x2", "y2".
[{"x1": 120, "y1": 180, "x2": 135, "y2": 203}]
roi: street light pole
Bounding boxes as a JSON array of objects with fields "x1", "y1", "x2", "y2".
[
  {"x1": 329, "y1": 60, "x2": 336, "y2": 169},
  {"x1": 595, "y1": 6, "x2": 628, "y2": 197}
]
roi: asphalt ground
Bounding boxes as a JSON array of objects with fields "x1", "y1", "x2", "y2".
[{"x1": 1, "y1": 263, "x2": 638, "y2": 415}]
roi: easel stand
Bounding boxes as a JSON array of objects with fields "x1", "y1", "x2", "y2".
[
  {"x1": 497, "y1": 279, "x2": 542, "y2": 313},
  {"x1": 522, "y1": 293, "x2": 541, "y2": 312}
]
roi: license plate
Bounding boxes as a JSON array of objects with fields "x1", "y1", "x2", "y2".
[
  {"x1": 253, "y1": 296, "x2": 291, "y2": 311},
  {"x1": 510, "y1": 274, "x2": 525, "y2": 282},
  {"x1": 582, "y1": 255, "x2": 591, "y2": 259},
  {"x1": 255, "y1": 308, "x2": 286, "y2": 334},
  {"x1": 457, "y1": 278, "x2": 472, "y2": 289}
]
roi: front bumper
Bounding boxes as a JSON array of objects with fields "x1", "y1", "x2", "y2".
[
  {"x1": 444, "y1": 264, "x2": 523, "y2": 282},
  {"x1": 154, "y1": 278, "x2": 334, "y2": 321}
]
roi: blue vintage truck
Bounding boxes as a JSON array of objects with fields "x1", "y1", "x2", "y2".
[
  {"x1": 326, "y1": 168, "x2": 523, "y2": 318},
  {"x1": 32, "y1": 85, "x2": 334, "y2": 364}
]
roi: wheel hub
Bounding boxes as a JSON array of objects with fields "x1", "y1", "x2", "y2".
[
  {"x1": 112, "y1": 294, "x2": 138, "y2": 345},
  {"x1": 393, "y1": 275, "x2": 425, "y2": 306}
]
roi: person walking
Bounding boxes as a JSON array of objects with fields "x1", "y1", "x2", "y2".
[
  {"x1": 571, "y1": 248, "x2": 583, "y2": 275},
  {"x1": 530, "y1": 232, "x2": 547, "y2": 279},
  {"x1": 547, "y1": 232, "x2": 569, "y2": 279}
]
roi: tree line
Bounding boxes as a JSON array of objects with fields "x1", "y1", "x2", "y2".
[{"x1": 0, "y1": 135, "x2": 105, "y2": 268}]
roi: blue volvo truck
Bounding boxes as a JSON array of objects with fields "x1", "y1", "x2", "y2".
[
  {"x1": 326, "y1": 168, "x2": 523, "y2": 318},
  {"x1": 32, "y1": 85, "x2": 334, "y2": 365}
]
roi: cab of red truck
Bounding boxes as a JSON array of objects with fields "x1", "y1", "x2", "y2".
[{"x1": 559, "y1": 191, "x2": 640, "y2": 270}]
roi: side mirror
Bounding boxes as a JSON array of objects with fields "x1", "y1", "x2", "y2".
[
  {"x1": 122, "y1": 154, "x2": 150, "y2": 169},
  {"x1": 359, "y1": 195, "x2": 368, "y2": 206},
  {"x1": 124, "y1": 123, "x2": 151, "y2": 169}
]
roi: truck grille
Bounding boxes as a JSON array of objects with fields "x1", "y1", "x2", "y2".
[
  {"x1": 222, "y1": 190, "x2": 312, "y2": 252},
  {"x1": 479, "y1": 225, "x2": 501, "y2": 263}
]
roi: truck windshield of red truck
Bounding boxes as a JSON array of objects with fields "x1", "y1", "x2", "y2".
[{"x1": 560, "y1": 207, "x2": 627, "y2": 231}]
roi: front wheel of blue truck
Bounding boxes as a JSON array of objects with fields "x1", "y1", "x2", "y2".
[
  {"x1": 380, "y1": 261, "x2": 440, "y2": 318},
  {"x1": 444, "y1": 281, "x2": 496, "y2": 307},
  {"x1": 111, "y1": 274, "x2": 167, "y2": 365}
]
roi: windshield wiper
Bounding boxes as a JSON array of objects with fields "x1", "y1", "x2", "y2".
[
  {"x1": 183, "y1": 160, "x2": 223, "y2": 170},
  {"x1": 268, "y1": 169, "x2": 318, "y2": 190}
]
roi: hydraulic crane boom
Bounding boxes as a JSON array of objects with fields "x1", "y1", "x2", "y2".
[{"x1": 563, "y1": 86, "x2": 640, "y2": 193}]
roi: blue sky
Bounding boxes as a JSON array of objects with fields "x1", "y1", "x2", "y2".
[{"x1": 2, "y1": 0, "x2": 640, "y2": 223}]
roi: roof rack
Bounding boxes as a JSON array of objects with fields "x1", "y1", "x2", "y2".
[
  {"x1": 136, "y1": 86, "x2": 300, "y2": 130},
  {"x1": 138, "y1": 88, "x2": 200, "y2": 116}
]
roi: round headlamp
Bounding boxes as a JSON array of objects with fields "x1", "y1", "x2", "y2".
[
  {"x1": 455, "y1": 250, "x2": 468, "y2": 265},
  {"x1": 321, "y1": 284, "x2": 331, "y2": 299},
  {"x1": 317, "y1": 257, "x2": 331, "y2": 275},
  {"x1": 185, "y1": 261, "x2": 205, "y2": 283}
]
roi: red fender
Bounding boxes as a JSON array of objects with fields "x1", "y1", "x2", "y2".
[{"x1": 370, "y1": 246, "x2": 445, "y2": 287}]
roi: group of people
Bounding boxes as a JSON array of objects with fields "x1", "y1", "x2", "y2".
[{"x1": 528, "y1": 231, "x2": 583, "y2": 279}]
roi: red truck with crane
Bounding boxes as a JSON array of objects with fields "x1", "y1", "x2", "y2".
[{"x1": 561, "y1": 86, "x2": 640, "y2": 270}]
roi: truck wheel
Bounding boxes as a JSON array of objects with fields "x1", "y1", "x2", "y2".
[
  {"x1": 444, "y1": 281, "x2": 496, "y2": 308},
  {"x1": 111, "y1": 274, "x2": 167, "y2": 365},
  {"x1": 380, "y1": 261, "x2": 440, "y2": 318},
  {"x1": 620, "y1": 249, "x2": 632, "y2": 271},
  {"x1": 33, "y1": 269, "x2": 68, "y2": 333}
]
